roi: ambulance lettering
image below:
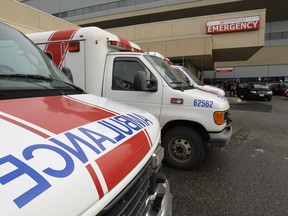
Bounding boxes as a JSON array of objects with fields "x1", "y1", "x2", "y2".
[{"x1": 0, "y1": 113, "x2": 153, "y2": 209}]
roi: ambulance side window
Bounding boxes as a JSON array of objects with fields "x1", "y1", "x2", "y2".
[{"x1": 112, "y1": 57, "x2": 153, "y2": 91}]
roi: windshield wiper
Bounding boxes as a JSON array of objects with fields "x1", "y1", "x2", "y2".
[
  {"x1": 170, "y1": 81, "x2": 184, "y2": 84},
  {"x1": 170, "y1": 81, "x2": 187, "y2": 92},
  {"x1": 0, "y1": 74, "x2": 53, "y2": 81},
  {"x1": 61, "y1": 81, "x2": 85, "y2": 93},
  {"x1": 0, "y1": 74, "x2": 84, "y2": 93}
]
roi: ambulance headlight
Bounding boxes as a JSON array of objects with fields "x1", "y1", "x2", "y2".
[{"x1": 152, "y1": 144, "x2": 164, "y2": 170}]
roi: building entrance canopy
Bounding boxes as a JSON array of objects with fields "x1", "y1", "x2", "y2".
[{"x1": 107, "y1": 9, "x2": 266, "y2": 70}]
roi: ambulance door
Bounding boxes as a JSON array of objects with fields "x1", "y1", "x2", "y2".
[
  {"x1": 103, "y1": 56, "x2": 162, "y2": 120},
  {"x1": 63, "y1": 40, "x2": 86, "y2": 90}
]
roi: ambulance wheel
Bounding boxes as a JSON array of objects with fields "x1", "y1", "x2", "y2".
[{"x1": 162, "y1": 127, "x2": 205, "y2": 170}]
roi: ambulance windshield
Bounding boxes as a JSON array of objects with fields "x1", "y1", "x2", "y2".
[
  {"x1": 144, "y1": 54, "x2": 192, "y2": 90},
  {"x1": 174, "y1": 67, "x2": 202, "y2": 85},
  {"x1": 0, "y1": 23, "x2": 80, "y2": 94}
]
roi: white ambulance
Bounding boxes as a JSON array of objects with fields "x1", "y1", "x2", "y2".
[
  {"x1": 170, "y1": 65, "x2": 226, "y2": 96},
  {"x1": 0, "y1": 23, "x2": 172, "y2": 216},
  {"x1": 27, "y1": 26, "x2": 232, "y2": 170},
  {"x1": 146, "y1": 52, "x2": 225, "y2": 96}
]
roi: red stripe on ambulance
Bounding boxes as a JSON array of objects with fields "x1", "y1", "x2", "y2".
[
  {"x1": 86, "y1": 164, "x2": 105, "y2": 198},
  {"x1": 44, "y1": 28, "x2": 79, "y2": 68},
  {"x1": 0, "y1": 113, "x2": 50, "y2": 138},
  {"x1": 197, "y1": 87, "x2": 218, "y2": 95},
  {"x1": 0, "y1": 96, "x2": 115, "y2": 134},
  {"x1": 0, "y1": 95, "x2": 154, "y2": 206},
  {"x1": 96, "y1": 131, "x2": 150, "y2": 191}
]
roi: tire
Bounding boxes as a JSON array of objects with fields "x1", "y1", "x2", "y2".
[{"x1": 162, "y1": 127, "x2": 206, "y2": 170}]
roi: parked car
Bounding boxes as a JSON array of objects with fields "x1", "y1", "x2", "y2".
[
  {"x1": 236, "y1": 82, "x2": 273, "y2": 101},
  {"x1": 268, "y1": 82, "x2": 288, "y2": 95},
  {"x1": 284, "y1": 89, "x2": 288, "y2": 98}
]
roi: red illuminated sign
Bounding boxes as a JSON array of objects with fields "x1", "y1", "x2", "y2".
[
  {"x1": 216, "y1": 68, "x2": 234, "y2": 73},
  {"x1": 206, "y1": 16, "x2": 260, "y2": 34}
]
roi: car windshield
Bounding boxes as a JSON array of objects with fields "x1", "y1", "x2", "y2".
[
  {"x1": 144, "y1": 55, "x2": 191, "y2": 90},
  {"x1": 251, "y1": 83, "x2": 270, "y2": 89},
  {"x1": 0, "y1": 23, "x2": 75, "y2": 90}
]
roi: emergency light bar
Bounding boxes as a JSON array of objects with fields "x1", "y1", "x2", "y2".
[{"x1": 107, "y1": 40, "x2": 143, "y2": 53}]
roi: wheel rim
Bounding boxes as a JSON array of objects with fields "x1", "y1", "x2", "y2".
[{"x1": 168, "y1": 137, "x2": 194, "y2": 163}]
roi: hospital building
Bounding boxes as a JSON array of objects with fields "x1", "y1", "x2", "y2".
[{"x1": 2, "y1": 0, "x2": 288, "y2": 83}]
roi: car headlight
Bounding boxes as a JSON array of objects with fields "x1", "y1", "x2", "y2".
[
  {"x1": 250, "y1": 90, "x2": 257, "y2": 94},
  {"x1": 268, "y1": 91, "x2": 273, "y2": 94}
]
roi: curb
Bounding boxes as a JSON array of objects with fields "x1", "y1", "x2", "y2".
[{"x1": 227, "y1": 96, "x2": 242, "y2": 104}]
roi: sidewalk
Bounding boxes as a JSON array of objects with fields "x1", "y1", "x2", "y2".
[{"x1": 227, "y1": 95, "x2": 242, "y2": 104}]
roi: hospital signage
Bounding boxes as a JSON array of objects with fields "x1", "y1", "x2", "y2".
[
  {"x1": 216, "y1": 68, "x2": 234, "y2": 73},
  {"x1": 206, "y1": 16, "x2": 260, "y2": 34}
]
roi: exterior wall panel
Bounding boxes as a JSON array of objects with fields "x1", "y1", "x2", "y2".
[
  {"x1": 1, "y1": 0, "x2": 77, "y2": 33},
  {"x1": 38, "y1": 0, "x2": 60, "y2": 14}
]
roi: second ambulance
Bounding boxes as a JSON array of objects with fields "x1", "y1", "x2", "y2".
[{"x1": 28, "y1": 26, "x2": 232, "y2": 170}]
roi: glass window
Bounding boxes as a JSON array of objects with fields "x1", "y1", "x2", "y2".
[
  {"x1": 83, "y1": 7, "x2": 91, "y2": 14},
  {"x1": 75, "y1": 9, "x2": 82, "y2": 16},
  {"x1": 136, "y1": 0, "x2": 146, "y2": 4},
  {"x1": 283, "y1": 32, "x2": 288, "y2": 39},
  {"x1": 67, "y1": 10, "x2": 75, "y2": 17},
  {"x1": 109, "y1": 2, "x2": 117, "y2": 10},
  {"x1": 99, "y1": 4, "x2": 109, "y2": 11},
  {"x1": 58, "y1": 11, "x2": 68, "y2": 18},
  {"x1": 181, "y1": 66, "x2": 202, "y2": 84},
  {"x1": 0, "y1": 23, "x2": 73, "y2": 90},
  {"x1": 265, "y1": 33, "x2": 270, "y2": 41},
  {"x1": 270, "y1": 32, "x2": 282, "y2": 40},
  {"x1": 144, "y1": 55, "x2": 189, "y2": 90},
  {"x1": 117, "y1": 0, "x2": 127, "y2": 7},
  {"x1": 91, "y1": 5, "x2": 99, "y2": 12},
  {"x1": 112, "y1": 58, "x2": 152, "y2": 91}
]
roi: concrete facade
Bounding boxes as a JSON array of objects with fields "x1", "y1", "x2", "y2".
[
  {"x1": 106, "y1": 9, "x2": 266, "y2": 73},
  {"x1": 0, "y1": 0, "x2": 77, "y2": 34}
]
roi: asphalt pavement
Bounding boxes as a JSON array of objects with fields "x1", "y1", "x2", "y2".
[{"x1": 162, "y1": 95, "x2": 288, "y2": 216}]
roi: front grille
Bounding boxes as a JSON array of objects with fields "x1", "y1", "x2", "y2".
[
  {"x1": 224, "y1": 110, "x2": 231, "y2": 124},
  {"x1": 98, "y1": 159, "x2": 153, "y2": 216}
]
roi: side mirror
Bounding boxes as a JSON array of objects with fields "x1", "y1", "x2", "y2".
[
  {"x1": 62, "y1": 67, "x2": 73, "y2": 83},
  {"x1": 186, "y1": 78, "x2": 191, "y2": 86},
  {"x1": 45, "y1": 52, "x2": 53, "y2": 60},
  {"x1": 134, "y1": 71, "x2": 157, "y2": 92}
]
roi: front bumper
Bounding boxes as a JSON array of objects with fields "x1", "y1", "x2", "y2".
[
  {"x1": 146, "y1": 145, "x2": 173, "y2": 216},
  {"x1": 145, "y1": 178, "x2": 173, "y2": 216},
  {"x1": 209, "y1": 124, "x2": 233, "y2": 148},
  {"x1": 250, "y1": 94, "x2": 272, "y2": 99}
]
